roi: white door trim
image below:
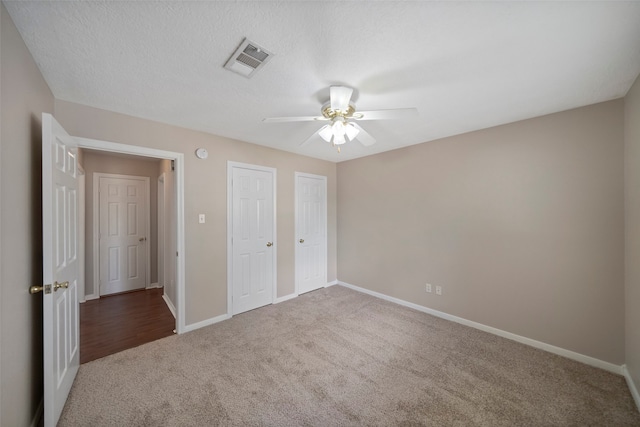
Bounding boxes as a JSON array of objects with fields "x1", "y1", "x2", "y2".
[
  {"x1": 93, "y1": 172, "x2": 151, "y2": 296},
  {"x1": 78, "y1": 167, "x2": 86, "y2": 303},
  {"x1": 76, "y1": 137, "x2": 187, "y2": 334},
  {"x1": 227, "y1": 161, "x2": 277, "y2": 316},
  {"x1": 158, "y1": 173, "x2": 166, "y2": 289},
  {"x1": 294, "y1": 172, "x2": 328, "y2": 295}
]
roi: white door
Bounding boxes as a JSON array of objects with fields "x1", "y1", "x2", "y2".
[
  {"x1": 98, "y1": 175, "x2": 149, "y2": 295},
  {"x1": 295, "y1": 173, "x2": 327, "y2": 295},
  {"x1": 229, "y1": 163, "x2": 276, "y2": 315},
  {"x1": 41, "y1": 113, "x2": 80, "y2": 426}
]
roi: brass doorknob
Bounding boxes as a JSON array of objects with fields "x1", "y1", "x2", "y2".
[
  {"x1": 139, "y1": 237, "x2": 147, "y2": 242},
  {"x1": 53, "y1": 281, "x2": 69, "y2": 291},
  {"x1": 299, "y1": 239, "x2": 304, "y2": 243},
  {"x1": 266, "y1": 242, "x2": 273, "y2": 247},
  {"x1": 30, "y1": 285, "x2": 44, "y2": 294}
]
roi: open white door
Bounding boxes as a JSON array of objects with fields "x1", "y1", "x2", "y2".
[{"x1": 40, "y1": 113, "x2": 80, "y2": 426}]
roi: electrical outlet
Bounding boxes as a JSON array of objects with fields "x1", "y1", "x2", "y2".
[
  {"x1": 435, "y1": 286, "x2": 442, "y2": 296},
  {"x1": 425, "y1": 283, "x2": 432, "y2": 293}
]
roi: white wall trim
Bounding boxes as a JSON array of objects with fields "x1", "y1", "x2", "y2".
[
  {"x1": 184, "y1": 313, "x2": 231, "y2": 333},
  {"x1": 83, "y1": 294, "x2": 99, "y2": 301},
  {"x1": 162, "y1": 294, "x2": 177, "y2": 319},
  {"x1": 29, "y1": 398, "x2": 43, "y2": 427},
  {"x1": 226, "y1": 161, "x2": 277, "y2": 316},
  {"x1": 157, "y1": 173, "x2": 166, "y2": 291},
  {"x1": 338, "y1": 280, "x2": 624, "y2": 375},
  {"x1": 76, "y1": 137, "x2": 186, "y2": 334},
  {"x1": 623, "y1": 365, "x2": 640, "y2": 412},
  {"x1": 77, "y1": 167, "x2": 86, "y2": 304},
  {"x1": 275, "y1": 293, "x2": 298, "y2": 304},
  {"x1": 146, "y1": 282, "x2": 161, "y2": 289},
  {"x1": 325, "y1": 280, "x2": 338, "y2": 287}
]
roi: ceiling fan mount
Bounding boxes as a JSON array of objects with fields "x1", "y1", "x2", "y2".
[
  {"x1": 320, "y1": 101, "x2": 357, "y2": 120},
  {"x1": 263, "y1": 85, "x2": 417, "y2": 152}
]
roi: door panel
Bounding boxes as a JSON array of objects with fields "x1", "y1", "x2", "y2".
[
  {"x1": 296, "y1": 174, "x2": 327, "y2": 295},
  {"x1": 231, "y1": 165, "x2": 275, "y2": 315},
  {"x1": 99, "y1": 176, "x2": 148, "y2": 295},
  {"x1": 42, "y1": 113, "x2": 80, "y2": 426}
]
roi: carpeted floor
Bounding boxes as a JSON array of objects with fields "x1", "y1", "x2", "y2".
[{"x1": 59, "y1": 285, "x2": 640, "y2": 426}]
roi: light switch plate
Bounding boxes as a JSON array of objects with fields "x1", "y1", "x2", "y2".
[{"x1": 198, "y1": 214, "x2": 205, "y2": 224}]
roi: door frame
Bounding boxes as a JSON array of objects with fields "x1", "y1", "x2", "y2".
[
  {"x1": 76, "y1": 137, "x2": 187, "y2": 334},
  {"x1": 226, "y1": 161, "x2": 277, "y2": 316},
  {"x1": 294, "y1": 172, "x2": 328, "y2": 295},
  {"x1": 93, "y1": 173, "x2": 151, "y2": 296},
  {"x1": 157, "y1": 173, "x2": 166, "y2": 290},
  {"x1": 78, "y1": 166, "x2": 86, "y2": 303}
]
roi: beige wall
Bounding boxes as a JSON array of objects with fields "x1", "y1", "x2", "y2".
[
  {"x1": 625, "y1": 74, "x2": 640, "y2": 393},
  {"x1": 338, "y1": 100, "x2": 625, "y2": 364},
  {"x1": 54, "y1": 100, "x2": 338, "y2": 325},
  {"x1": 0, "y1": 4, "x2": 54, "y2": 426},
  {"x1": 81, "y1": 150, "x2": 162, "y2": 297}
]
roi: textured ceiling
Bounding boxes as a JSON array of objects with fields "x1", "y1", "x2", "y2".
[{"x1": 5, "y1": 1, "x2": 640, "y2": 162}]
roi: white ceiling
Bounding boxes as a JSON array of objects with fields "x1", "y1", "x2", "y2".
[{"x1": 5, "y1": 1, "x2": 640, "y2": 163}]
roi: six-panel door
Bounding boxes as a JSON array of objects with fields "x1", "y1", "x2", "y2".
[
  {"x1": 296, "y1": 174, "x2": 327, "y2": 294},
  {"x1": 231, "y1": 166, "x2": 275, "y2": 314},
  {"x1": 42, "y1": 113, "x2": 80, "y2": 427},
  {"x1": 98, "y1": 176, "x2": 148, "y2": 295}
]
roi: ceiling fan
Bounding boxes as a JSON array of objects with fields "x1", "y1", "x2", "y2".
[{"x1": 263, "y1": 86, "x2": 418, "y2": 152}]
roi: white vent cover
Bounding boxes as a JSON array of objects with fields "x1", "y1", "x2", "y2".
[{"x1": 224, "y1": 39, "x2": 273, "y2": 78}]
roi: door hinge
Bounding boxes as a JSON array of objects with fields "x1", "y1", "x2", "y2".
[{"x1": 176, "y1": 251, "x2": 179, "y2": 257}]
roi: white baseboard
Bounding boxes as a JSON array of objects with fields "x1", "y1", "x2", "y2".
[
  {"x1": 184, "y1": 313, "x2": 231, "y2": 333},
  {"x1": 30, "y1": 398, "x2": 43, "y2": 427},
  {"x1": 623, "y1": 365, "x2": 640, "y2": 412},
  {"x1": 162, "y1": 294, "x2": 177, "y2": 319},
  {"x1": 146, "y1": 282, "x2": 161, "y2": 289},
  {"x1": 84, "y1": 293, "x2": 99, "y2": 301},
  {"x1": 325, "y1": 280, "x2": 338, "y2": 287},
  {"x1": 337, "y1": 281, "x2": 623, "y2": 375},
  {"x1": 275, "y1": 293, "x2": 297, "y2": 304}
]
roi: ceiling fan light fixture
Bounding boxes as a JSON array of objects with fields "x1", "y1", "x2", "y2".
[
  {"x1": 331, "y1": 118, "x2": 347, "y2": 136},
  {"x1": 318, "y1": 125, "x2": 333, "y2": 142},
  {"x1": 345, "y1": 122, "x2": 360, "y2": 141},
  {"x1": 332, "y1": 133, "x2": 346, "y2": 145}
]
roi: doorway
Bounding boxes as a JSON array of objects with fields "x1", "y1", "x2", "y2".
[
  {"x1": 78, "y1": 148, "x2": 179, "y2": 361},
  {"x1": 76, "y1": 139, "x2": 186, "y2": 333}
]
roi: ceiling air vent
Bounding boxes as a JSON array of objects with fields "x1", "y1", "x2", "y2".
[{"x1": 224, "y1": 39, "x2": 273, "y2": 78}]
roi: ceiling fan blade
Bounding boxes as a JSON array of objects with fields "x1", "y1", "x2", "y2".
[
  {"x1": 330, "y1": 86, "x2": 353, "y2": 112},
  {"x1": 352, "y1": 108, "x2": 418, "y2": 121},
  {"x1": 300, "y1": 125, "x2": 330, "y2": 146},
  {"x1": 351, "y1": 122, "x2": 376, "y2": 146},
  {"x1": 263, "y1": 116, "x2": 327, "y2": 123}
]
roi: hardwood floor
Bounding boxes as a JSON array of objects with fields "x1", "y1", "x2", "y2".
[{"x1": 80, "y1": 288, "x2": 175, "y2": 364}]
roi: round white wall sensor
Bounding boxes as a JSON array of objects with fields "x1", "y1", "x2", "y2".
[{"x1": 195, "y1": 148, "x2": 208, "y2": 159}]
